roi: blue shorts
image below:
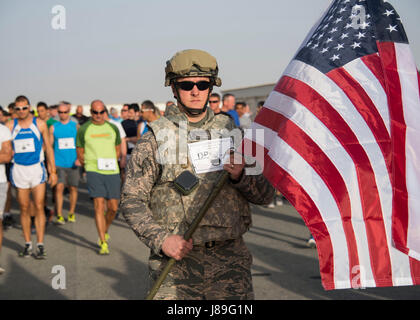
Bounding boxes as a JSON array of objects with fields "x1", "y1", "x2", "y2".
[{"x1": 86, "y1": 172, "x2": 120, "y2": 200}]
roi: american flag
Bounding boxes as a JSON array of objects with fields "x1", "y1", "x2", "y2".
[{"x1": 243, "y1": 0, "x2": 420, "y2": 290}]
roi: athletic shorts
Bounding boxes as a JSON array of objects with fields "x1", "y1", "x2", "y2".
[
  {"x1": 57, "y1": 166, "x2": 80, "y2": 187},
  {"x1": 86, "y1": 172, "x2": 120, "y2": 200},
  {"x1": 10, "y1": 162, "x2": 47, "y2": 189},
  {"x1": 0, "y1": 182, "x2": 8, "y2": 219}
]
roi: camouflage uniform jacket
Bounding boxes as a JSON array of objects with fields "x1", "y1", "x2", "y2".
[{"x1": 121, "y1": 106, "x2": 274, "y2": 255}]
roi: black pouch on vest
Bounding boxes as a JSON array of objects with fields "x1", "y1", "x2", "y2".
[{"x1": 173, "y1": 170, "x2": 199, "y2": 195}]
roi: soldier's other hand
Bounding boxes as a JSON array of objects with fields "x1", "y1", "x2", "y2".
[
  {"x1": 223, "y1": 151, "x2": 245, "y2": 181},
  {"x1": 162, "y1": 235, "x2": 193, "y2": 261}
]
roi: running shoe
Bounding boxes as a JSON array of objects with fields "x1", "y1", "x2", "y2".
[
  {"x1": 55, "y1": 215, "x2": 66, "y2": 225},
  {"x1": 67, "y1": 213, "x2": 76, "y2": 223},
  {"x1": 99, "y1": 241, "x2": 109, "y2": 255},
  {"x1": 19, "y1": 244, "x2": 32, "y2": 258},
  {"x1": 0, "y1": 266, "x2": 4, "y2": 275},
  {"x1": 97, "y1": 233, "x2": 110, "y2": 246},
  {"x1": 34, "y1": 244, "x2": 47, "y2": 260}
]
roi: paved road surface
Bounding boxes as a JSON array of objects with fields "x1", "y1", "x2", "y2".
[{"x1": 0, "y1": 183, "x2": 419, "y2": 300}]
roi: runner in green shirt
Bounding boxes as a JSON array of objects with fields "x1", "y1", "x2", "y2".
[
  {"x1": 76, "y1": 100, "x2": 121, "y2": 255},
  {"x1": 76, "y1": 119, "x2": 121, "y2": 174}
]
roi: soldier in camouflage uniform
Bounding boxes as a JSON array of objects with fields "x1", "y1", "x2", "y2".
[{"x1": 120, "y1": 49, "x2": 274, "y2": 300}]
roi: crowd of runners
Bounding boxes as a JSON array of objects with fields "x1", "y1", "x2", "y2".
[{"x1": 0, "y1": 96, "x2": 166, "y2": 268}]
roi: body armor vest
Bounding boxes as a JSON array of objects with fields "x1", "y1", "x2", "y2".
[{"x1": 148, "y1": 109, "x2": 251, "y2": 244}]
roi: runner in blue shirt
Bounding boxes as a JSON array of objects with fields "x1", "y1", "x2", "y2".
[
  {"x1": 49, "y1": 102, "x2": 80, "y2": 225},
  {"x1": 6, "y1": 95, "x2": 57, "y2": 259}
]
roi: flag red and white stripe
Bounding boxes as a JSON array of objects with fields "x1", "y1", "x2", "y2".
[
  {"x1": 381, "y1": 42, "x2": 420, "y2": 263},
  {"x1": 242, "y1": 2, "x2": 420, "y2": 288}
]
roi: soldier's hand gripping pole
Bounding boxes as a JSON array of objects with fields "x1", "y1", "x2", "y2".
[{"x1": 146, "y1": 170, "x2": 229, "y2": 300}]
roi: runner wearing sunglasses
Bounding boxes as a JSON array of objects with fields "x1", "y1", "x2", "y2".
[
  {"x1": 76, "y1": 100, "x2": 122, "y2": 255},
  {"x1": 121, "y1": 49, "x2": 274, "y2": 299},
  {"x1": 6, "y1": 95, "x2": 57, "y2": 259},
  {"x1": 50, "y1": 102, "x2": 80, "y2": 225}
]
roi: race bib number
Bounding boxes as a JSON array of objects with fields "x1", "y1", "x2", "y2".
[
  {"x1": 58, "y1": 138, "x2": 75, "y2": 150},
  {"x1": 188, "y1": 138, "x2": 232, "y2": 174},
  {"x1": 97, "y1": 158, "x2": 117, "y2": 171},
  {"x1": 14, "y1": 138, "x2": 35, "y2": 153}
]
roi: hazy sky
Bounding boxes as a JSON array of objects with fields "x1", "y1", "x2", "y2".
[{"x1": 0, "y1": 0, "x2": 419, "y2": 107}]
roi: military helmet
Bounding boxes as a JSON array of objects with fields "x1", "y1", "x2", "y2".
[{"x1": 165, "y1": 49, "x2": 222, "y2": 87}]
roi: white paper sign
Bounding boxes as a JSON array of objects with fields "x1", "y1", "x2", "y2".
[
  {"x1": 58, "y1": 138, "x2": 75, "y2": 150},
  {"x1": 97, "y1": 158, "x2": 117, "y2": 171},
  {"x1": 14, "y1": 138, "x2": 35, "y2": 153},
  {"x1": 188, "y1": 138, "x2": 232, "y2": 174}
]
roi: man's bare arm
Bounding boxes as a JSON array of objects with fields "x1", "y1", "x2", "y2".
[
  {"x1": 49, "y1": 125, "x2": 55, "y2": 148},
  {"x1": 119, "y1": 137, "x2": 127, "y2": 169},
  {"x1": 0, "y1": 140, "x2": 12, "y2": 164},
  {"x1": 76, "y1": 147, "x2": 85, "y2": 167},
  {"x1": 115, "y1": 144, "x2": 121, "y2": 162},
  {"x1": 38, "y1": 118, "x2": 57, "y2": 186}
]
